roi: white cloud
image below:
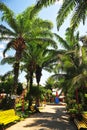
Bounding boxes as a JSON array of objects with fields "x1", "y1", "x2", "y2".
[
  {"x1": 0, "y1": 51, "x2": 3, "y2": 58},
  {"x1": 0, "y1": 44, "x2": 5, "y2": 49},
  {"x1": 55, "y1": 0, "x2": 63, "y2": 5},
  {"x1": 0, "y1": 50, "x2": 8, "y2": 59},
  {"x1": 0, "y1": 44, "x2": 5, "y2": 58}
]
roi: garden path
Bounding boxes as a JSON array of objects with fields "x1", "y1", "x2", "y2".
[{"x1": 6, "y1": 104, "x2": 77, "y2": 130}]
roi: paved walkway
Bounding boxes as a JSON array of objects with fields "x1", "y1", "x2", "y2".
[{"x1": 6, "y1": 105, "x2": 77, "y2": 130}]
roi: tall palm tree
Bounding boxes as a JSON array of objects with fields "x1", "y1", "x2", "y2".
[
  {"x1": 0, "y1": 3, "x2": 55, "y2": 94},
  {"x1": 31, "y1": 0, "x2": 87, "y2": 30},
  {"x1": 52, "y1": 29, "x2": 87, "y2": 105},
  {"x1": 21, "y1": 40, "x2": 58, "y2": 108},
  {"x1": 0, "y1": 3, "x2": 27, "y2": 94}
]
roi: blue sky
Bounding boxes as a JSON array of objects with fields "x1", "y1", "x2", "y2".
[{"x1": 0, "y1": 0, "x2": 87, "y2": 85}]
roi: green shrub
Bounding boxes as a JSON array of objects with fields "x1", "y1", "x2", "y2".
[{"x1": 0, "y1": 96, "x2": 15, "y2": 110}]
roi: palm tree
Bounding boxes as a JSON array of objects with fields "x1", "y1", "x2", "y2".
[
  {"x1": 45, "y1": 76, "x2": 56, "y2": 90},
  {"x1": 0, "y1": 3, "x2": 55, "y2": 94},
  {"x1": 31, "y1": 0, "x2": 87, "y2": 30},
  {"x1": 52, "y1": 29, "x2": 87, "y2": 107},
  {"x1": 0, "y1": 3, "x2": 27, "y2": 94},
  {"x1": 21, "y1": 36, "x2": 58, "y2": 108}
]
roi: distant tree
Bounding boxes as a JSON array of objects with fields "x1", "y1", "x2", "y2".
[
  {"x1": 45, "y1": 77, "x2": 55, "y2": 90},
  {"x1": 0, "y1": 73, "x2": 23, "y2": 95}
]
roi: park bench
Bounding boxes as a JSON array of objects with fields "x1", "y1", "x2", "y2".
[
  {"x1": 74, "y1": 113, "x2": 87, "y2": 130},
  {"x1": 0, "y1": 109, "x2": 20, "y2": 128},
  {"x1": 82, "y1": 113, "x2": 87, "y2": 125}
]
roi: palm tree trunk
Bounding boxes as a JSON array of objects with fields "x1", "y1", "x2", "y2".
[
  {"x1": 30, "y1": 71, "x2": 33, "y2": 91},
  {"x1": 36, "y1": 65, "x2": 42, "y2": 86},
  {"x1": 13, "y1": 50, "x2": 21, "y2": 95},
  {"x1": 26, "y1": 74, "x2": 30, "y2": 91},
  {"x1": 13, "y1": 51, "x2": 21, "y2": 111},
  {"x1": 13, "y1": 61, "x2": 19, "y2": 94},
  {"x1": 28, "y1": 71, "x2": 33, "y2": 110},
  {"x1": 76, "y1": 88, "x2": 79, "y2": 104}
]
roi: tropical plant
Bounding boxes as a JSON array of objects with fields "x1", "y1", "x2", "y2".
[
  {"x1": 0, "y1": 71, "x2": 23, "y2": 95},
  {"x1": 45, "y1": 77, "x2": 56, "y2": 90},
  {"x1": 30, "y1": 85, "x2": 46, "y2": 101}
]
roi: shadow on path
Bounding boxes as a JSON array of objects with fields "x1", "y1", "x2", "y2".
[{"x1": 23, "y1": 105, "x2": 77, "y2": 130}]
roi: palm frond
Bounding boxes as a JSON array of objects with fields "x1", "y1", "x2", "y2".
[
  {"x1": 27, "y1": 37, "x2": 58, "y2": 49},
  {"x1": 33, "y1": 18, "x2": 53, "y2": 29},
  {"x1": 3, "y1": 40, "x2": 14, "y2": 57},
  {"x1": 22, "y1": 5, "x2": 38, "y2": 19},
  {"x1": 30, "y1": 0, "x2": 56, "y2": 18},
  {"x1": 56, "y1": 0, "x2": 75, "y2": 30},
  {"x1": 71, "y1": 73, "x2": 87, "y2": 87},
  {"x1": 70, "y1": 1, "x2": 87, "y2": 29},
  {"x1": 0, "y1": 37, "x2": 13, "y2": 41},
  {"x1": 65, "y1": 28, "x2": 75, "y2": 45},
  {"x1": 0, "y1": 24, "x2": 16, "y2": 36},
  {"x1": 0, "y1": 2, "x2": 18, "y2": 32},
  {"x1": 0, "y1": 71, "x2": 13, "y2": 80},
  {"x1": 54, "y1": 33, "x2": 69, "y2": 49},
  {"x1": 51, "y1": 73, "x2": 66, "y2": 79},
  {"x1": 34, "y1": 30, "x2": 54, "y2": 38},
  {"x1": 1, "y1": 56, "x2": 15, "y2": 65}
]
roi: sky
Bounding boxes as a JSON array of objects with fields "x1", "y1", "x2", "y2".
[{"x1": 0, "y1": 0, "x2": 87, "y2": 85}]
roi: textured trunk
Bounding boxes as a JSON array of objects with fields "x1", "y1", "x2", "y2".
[
  {"x1": 30, "y1": 71, "x2": 33, "y2": 91},
  {"x1": 36, "y1": 65, "x2": 42, "y2": 86},
  {"x1": 13, "y1": 51, "x2": 21, "y2": 95},
  {"x1": 26, "y1": 73, "x2": 30, "y2": 91},
  {"x1": 13, "y1": 61, "x2": 19, "y2": 94},
  {"x1": 76, "y1": 88, "x2": 79, "y2": 103},
  {"x1": 28, "y1": 71, "x2": 33, "y2": 110}
]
